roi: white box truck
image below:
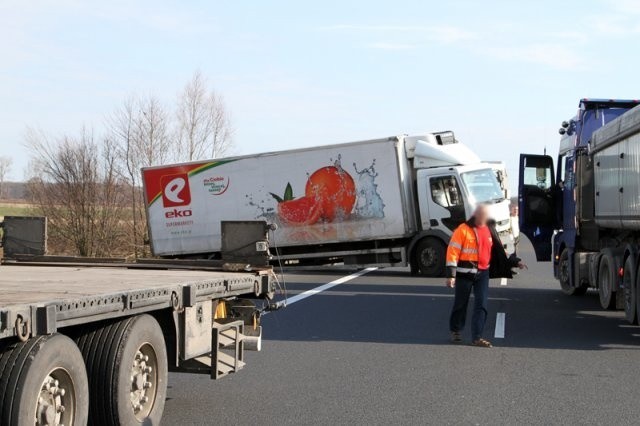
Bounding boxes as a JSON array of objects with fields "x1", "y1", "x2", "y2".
[{"x1": 142, "y1": 131, "x2": 515, "y2": 276}]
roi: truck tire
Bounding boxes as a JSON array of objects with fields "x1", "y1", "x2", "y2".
[
  {"x1": 78, "y1": 315, "x2": 168, "y2": 426},
  {"x1": 623, "y1": 255, "x2": 638, "y2": 324},
  {"x1": 636, "y1": 264, "x2": 640, "y2": 327},
  {"x1": 558, "y1": 249, "x2": 587, "y2": 296},
  {"x1": 414, "y1": 237, "x2": 446, "y2": 277},
  {"x1": 598, "y1": 253, "x2": 617, "y2": 310},
  {"x1": 0, "y1": 334, "x2": 89, "y2": 426}
]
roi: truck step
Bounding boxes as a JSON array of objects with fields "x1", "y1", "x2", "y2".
[
  {"x1": 193, "y1": 353, "x2": 246, "y2": 372},
  {"x1": 218, "y1": 329, "x2": 242, "y2": 348},
  {"x1": 212, "y1": 320, "x2": 245, "y2": 379}
]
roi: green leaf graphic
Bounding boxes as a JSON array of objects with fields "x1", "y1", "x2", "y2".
[
  {"x1": 269, "y1": 192, "x2": 284, "y2": 203},
  {"x1": 284, "y1": 183, "x2": 294, "y2": 201}
]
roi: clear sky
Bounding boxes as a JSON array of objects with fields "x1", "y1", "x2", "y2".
[{"x1": 1, "y1": 0, "x2": 639, "y2": 191}]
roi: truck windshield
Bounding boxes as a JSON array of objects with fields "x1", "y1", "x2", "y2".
[{"x1": 461, "y1": 169, "x2": 505, "y2": 204}]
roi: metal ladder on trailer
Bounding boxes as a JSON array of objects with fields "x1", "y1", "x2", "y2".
[{"x1": 191, "y1": 320, "x2": 246, "y2": 379}]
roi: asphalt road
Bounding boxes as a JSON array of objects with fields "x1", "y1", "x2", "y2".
[{"x1": 164, "y1": 240, "x2": 640, "y2": 425}]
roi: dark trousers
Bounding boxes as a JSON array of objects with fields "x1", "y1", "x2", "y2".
[{"x1": 449, "y1": 270, "x2": 490, "y2": 341}]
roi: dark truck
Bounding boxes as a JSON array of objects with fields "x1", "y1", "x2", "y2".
[
  {"x1": 519, "y1": 98, "x2": 640, "y2": 321},
  {"x1": 0, "y1": 216, "x2": 277, "y2": 425}
]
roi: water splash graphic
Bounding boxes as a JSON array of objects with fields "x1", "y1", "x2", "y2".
[{"x1": 353, "y1": 160, "x2": 385, "y2": 218}]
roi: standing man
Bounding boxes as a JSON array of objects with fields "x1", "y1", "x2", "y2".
[{"x1": 446, "y1": 204, "x2": 526, "y2": 347}]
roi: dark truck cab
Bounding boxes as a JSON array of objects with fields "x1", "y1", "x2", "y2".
[{"x1": 519, "y1": 99, "x2": 640, "y2": 309}]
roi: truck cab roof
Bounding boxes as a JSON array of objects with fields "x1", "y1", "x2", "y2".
[
  {"x1": 559, "y1": 98, "x2": 640, "y2": 152},
  {"x1": 403, "y1": 132, "x2": 481, "y2": 168}
]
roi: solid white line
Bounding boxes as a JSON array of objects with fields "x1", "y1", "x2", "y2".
[
  {"x1": 284, "y1": 267, "x2": 378, "y2": 306},
  {"x1": 494, "y1": 312, "x2": 506, "y2": 338},
  {"x1": 500, "y1": 278, "x2": 507, "y2": 286}
]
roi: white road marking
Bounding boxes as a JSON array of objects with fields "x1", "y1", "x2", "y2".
[
  {"x1": 284, "y1": 267, "x2": 378, "y2": 306},
  {"x1": 494, "y1": 312, "x2": 506, "y2": 338},
  {"x1": 500, "y1": 278, "x2": 507, "y2": 286}
]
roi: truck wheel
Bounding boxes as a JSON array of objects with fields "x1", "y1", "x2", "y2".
[
  {"x1": 636, "y1": 264, "x2": 640, "y2": 327},
  {"x1": 558, "y1": 249, "x2": 587, "y2": 296},
  {"x1": 599, "y1": 254, "x2": 617, "y2": 310},
  {"x1": 414, "y1": 238, "x2": 446, "y2": 277},
  {"x1": 78, "y1": 315, "x2": 168, "y2": 426},
  {"x1": 623, "y1": 255, "x2": 638, "y2": 324},
  {"x1": 0, "y1": 334, "x2": 89, "y2": 426}
]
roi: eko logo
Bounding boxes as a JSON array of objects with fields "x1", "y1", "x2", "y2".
[{"x1": 161, "y1": 173, "x2": 191, "y2": 207}]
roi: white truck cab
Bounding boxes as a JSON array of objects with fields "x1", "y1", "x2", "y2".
[{"x1": 406, "y1": 133, "x2": 515, "y2": 260}]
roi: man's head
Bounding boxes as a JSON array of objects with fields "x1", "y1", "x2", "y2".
[{"x1": 473, "y1": 204, "x2": 490, "y2": 226}]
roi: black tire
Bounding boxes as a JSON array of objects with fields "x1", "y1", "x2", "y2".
[
  {"x1": 0, "y1": 334, "x2": 89, "y2": 426},
  {"x1": 599, "y1": 253, "x2": 617, "y2": 310},
  {"x1": 558, "y1": 249, "x2": 587, "y2": 296},
  {"x1": 558, "y1": 249, "x2": 574, "y2": 295},
  {"x1": 77, "y1": 314, "x2": 168, "y2": 426},
  {"x1": 623, "y1": 255, "x2": 638, "y2": 324},
  {"x1": 636, "y1": 263, "x2": 640, "y2": 327},
  {"x1": 414, "y1": 237, "x2": 446, "y2": 277}
]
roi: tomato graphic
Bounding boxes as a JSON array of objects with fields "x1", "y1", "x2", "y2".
[
  {"x1": 277, "y1": 196, "x2": 322, "y2": 225},
  {"x1": 270, "y1": 160, "x2": 357, "y2": 226},
  {"x1": 305, "y1": 165, "x2": 356, "y2": 221}
]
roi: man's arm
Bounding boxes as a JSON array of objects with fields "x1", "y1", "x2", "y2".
[{"x1": 446, "y1": 228, "x2": 464, "y2": 279}]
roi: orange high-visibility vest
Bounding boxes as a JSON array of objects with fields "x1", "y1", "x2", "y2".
[{"x1": 446, "y1": 222, "x2": 480, "y2": 277}]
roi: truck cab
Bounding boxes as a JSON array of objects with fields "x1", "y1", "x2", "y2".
[
  {"x1": 406, "y1": 133, "x2": 515, "y2": 275},
  {"x1": 518, "y1": 99, "x2": 640, "y2": 294}
]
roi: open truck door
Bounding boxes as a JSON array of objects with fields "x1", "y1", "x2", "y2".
[{"x1": 518, "y1": 154, "x2": 556, "y2": 261}]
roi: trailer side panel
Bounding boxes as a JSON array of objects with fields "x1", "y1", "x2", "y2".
[{"x1": 142, "y1": 138, "x2": 413, "y2": 256}]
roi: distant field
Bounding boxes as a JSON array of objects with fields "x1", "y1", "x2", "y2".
[{"x1": 0, "y1": 202, "x2": 35, "y2": 218}]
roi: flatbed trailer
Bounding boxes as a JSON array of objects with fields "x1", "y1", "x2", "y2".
[{"x1": 0, "y1": 219, "x2": 277, "y2": 426}]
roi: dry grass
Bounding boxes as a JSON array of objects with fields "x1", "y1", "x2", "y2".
[{"x1": 0, "y1": 202, "x2": 36, "y2": 218}]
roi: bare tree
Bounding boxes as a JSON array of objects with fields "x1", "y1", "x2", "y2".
[
  {"x1": 25, "y1": 127, "x2": 128, "y2": 256},
  {"x1": 176, "y1": 71, "x2": 234, "y2": 161},
  {"x1": 135, "y1": 95, "x2": 172, "y2": 166},
  {"x1": 106, "y1": 98, "x2": 142, "y2": 256},
  {"x1": 0, "y1": 156, "x2": 12, "y2": 199},
  {"x1": 23, "y1": 72, "x2": 236, "y2": 257},
  {"x1": 106, "y1": 95, "x2": 172, "y2": 257}
]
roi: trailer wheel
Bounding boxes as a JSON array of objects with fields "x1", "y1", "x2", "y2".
[
  {"x1": 623, "y1": 255, "x2": 638, "y2": 324},
  {"x1": 78, "y1": 315, "x2": 167, "y2": 425},
  {"x1": 0, "y1": 334, "x2": 89, "y2": 426},
  {"x1": 414, "y1": 237, "x2": 446, "y2": 277},
  {"x1": 598, "y1": 253, "x2": 617, "y2": 310}
]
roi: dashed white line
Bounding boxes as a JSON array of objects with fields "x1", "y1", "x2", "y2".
[
  {"x1": 500, "y1": 278, "x2": 507, "y2": 286},
  {"x1": 494, "y1": 312, "x2": 506, "y2": 338},
  {"x1": 284, "y1": 267, "x2": 378, "y2": 306}
]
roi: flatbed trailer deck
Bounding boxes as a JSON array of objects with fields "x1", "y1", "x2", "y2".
[
  {"x1": 0, "y1": 260, "x2": 276, "y2": 425},
  {"x1": 0, "y1": 263, "x2": 270, "y2": 338}
]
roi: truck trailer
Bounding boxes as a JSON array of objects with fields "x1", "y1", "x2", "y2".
[
  {"x1": 143, "y1": 131, "x2": 515, "y2": 277},
  {"x1": 518, "y1": 98, "x2": 640, "y2": 322},
  {"x1": 0, "y1": 216, "x2": 277, "y2": 425}
]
